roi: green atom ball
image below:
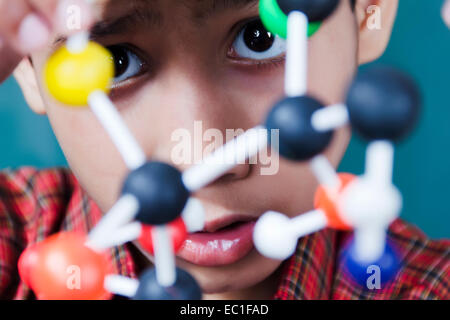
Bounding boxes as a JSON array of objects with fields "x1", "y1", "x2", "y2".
[{"x1": 259, "y1": 0, "x2": 322, "y2": 39}]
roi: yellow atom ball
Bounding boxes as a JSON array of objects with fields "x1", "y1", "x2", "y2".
[{"x1": 44, "y1": 42, "x2": 114, "y2": 107}]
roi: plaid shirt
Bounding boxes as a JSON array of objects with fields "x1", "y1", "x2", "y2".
[{"x1": 0, "y1": 167, "x2": 448, "y2": 300}]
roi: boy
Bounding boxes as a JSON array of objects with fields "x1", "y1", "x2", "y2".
[{"x1": 0, "y1": 0, "x2": 448, "y2": 300}]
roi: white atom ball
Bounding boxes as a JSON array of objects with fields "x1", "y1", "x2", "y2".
[
  {"x1": 337, "y1": 178, "x2": 402, "y2": 229},
  {"x1": 253, "y1": 211, "x2": 298, "y2": 260}
]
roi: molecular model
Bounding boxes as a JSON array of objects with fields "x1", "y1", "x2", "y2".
[{"x1": 17, "y1": 0, "x2": 420, "y2": 300}]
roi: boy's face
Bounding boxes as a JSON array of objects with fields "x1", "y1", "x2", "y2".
[{"x1": 19, "y1": 0, "x2": 394, "y2": 296}]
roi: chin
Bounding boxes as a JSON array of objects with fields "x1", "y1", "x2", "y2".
[{"x1": 176, "y1": 249, "x2": 282, "y2": 295}]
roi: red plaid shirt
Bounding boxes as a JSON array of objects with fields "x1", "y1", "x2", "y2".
[{"x1": 0, "y1": 167, "x2": 448, "y2": 300}]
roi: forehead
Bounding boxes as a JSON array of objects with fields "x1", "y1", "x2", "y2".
[
  {"x1": 95, "y1": 0, "x2": 258, "y2": 21},
  {"x1": 179, "y1": 0, "x2": 258, "y2": 19},
  {"x1": 86, "y1": 0, "x2": 258, "y2": 37}
]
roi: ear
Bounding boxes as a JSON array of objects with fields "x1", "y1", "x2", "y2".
[
  {"x1": 356, "y1": 0, "x2": 399, "y2": 64},
  {"x1": 13, "y1": 58, "x2": 47, "y2": 115}
]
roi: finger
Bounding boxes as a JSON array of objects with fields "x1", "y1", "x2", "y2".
[
  {"x1": 0, "y1": 0, "x2": 50, "y2": 55},
  {"x1": 443, "y1": 0, "x2": 450, "y2": 28},
  {"x1": 0, "y1": 40, "x2": 22, "y2": 83}
]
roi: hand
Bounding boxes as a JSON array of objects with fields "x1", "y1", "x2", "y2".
[
  {"x1": 0, "y1": 0, "x2": 93, "y2": 83},
  {"x1": 443, "y1": 0, "x2": 450, "y2": 28}
]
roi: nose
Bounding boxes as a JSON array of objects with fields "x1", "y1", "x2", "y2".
[
  {"x1": 156, "y1": 64, "x2": 256, "y2": 185},
  {"x1": 225, "y1": 163, "x2": 252, "y2": 181},
  {"x1": 215, "y1": 162, "x2": 252, "y2": 184}
]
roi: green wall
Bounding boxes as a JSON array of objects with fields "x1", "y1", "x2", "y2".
[{"x1": 0, "y1": 1, "x2": 448, "y2": 238}]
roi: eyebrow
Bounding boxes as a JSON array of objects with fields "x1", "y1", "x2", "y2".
[
  {"x1": 89, "y1": 2, "x2": 164, "y2": 38},
  {"x1": 90, "y1": 0, "x2": 258, "y2": 37},
  {"x1": 53, "y1": 0, "x2": 258, "y2": 44}
]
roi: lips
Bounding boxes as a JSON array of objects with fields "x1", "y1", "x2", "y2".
[{"x1": 177, "y1": 216, "x2": 256, "y2": 267}]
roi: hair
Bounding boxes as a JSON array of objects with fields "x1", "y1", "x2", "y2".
[{"x1": 350, "y1": 0, "x2": 356, "y2": 9}]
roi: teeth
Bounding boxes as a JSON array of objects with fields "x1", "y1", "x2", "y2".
[
  {"x1": 204, "y1": 221, "x2": 248, "y2": 233},
  {"x1": 201, "y1": 218, "x2": 255, "y2": 233}
]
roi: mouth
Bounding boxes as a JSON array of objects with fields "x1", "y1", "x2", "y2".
[{"x1": 177, "y1": 215, "x2": 256, "y2": 267}]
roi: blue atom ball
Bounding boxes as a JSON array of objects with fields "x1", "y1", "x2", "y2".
[{"x1": 341, "y1": 238, "x2": 401, "y2": 288}]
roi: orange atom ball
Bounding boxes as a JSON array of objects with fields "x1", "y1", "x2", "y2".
[
  {"x1": 314, "y1": 173, "x2": 356, "y2": 230},
  {"x1": 18, "y1": 232, "x2": 112, "y2": 300},
  {"x1": 18, "y1": 243, "x2": 40, "y2": 288}
]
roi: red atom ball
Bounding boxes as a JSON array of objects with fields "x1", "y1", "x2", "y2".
[
  {"x1": 18, "y1": 232, "x2": 112, "y2": 300},
  {"x1": 139, "y1": 217, "x2": 188, "y2": 255}
]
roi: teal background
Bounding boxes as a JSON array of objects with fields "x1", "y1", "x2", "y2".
[
  {"x1": 339, "y1": 0, "x2": 450, "y2": 239},
  {"x1": 0, "y1": 1, "x2": 449, "y2": 238}
]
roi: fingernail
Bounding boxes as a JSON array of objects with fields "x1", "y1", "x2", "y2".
[
  {"x1": 18, "y1": 13, "x2": 50, "y2": 53},
  {"x1": 443, "y1": 0, "x2": 450, "y2": 27}
]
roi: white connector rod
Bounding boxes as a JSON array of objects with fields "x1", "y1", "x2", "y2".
[
  {"x1": 310, "y1": 155, "x2": 341, "y2": 191},
  {"x1": 104, "y1": 275, "x2": 139, "y2": 298},
  {"x1": 353, "y1": 227, "x2": 387, "y2": 263},
  {"x1": 152, "y1": 226, "x2": 177, "y2": 287},
  {"x1": 88, "y1": 90, "x2": 147, "y2": 170},
  {"x1": 86, "y1": 194, "x2": 140, "y2": 250},
  {"x1": 90, "y1": 222, "x2": 142, "y2": 250},
  {"x1": 285, "y1": 11, "x2": 309, "y2": 97},
  {"x1": 182, "y1": 126, "x2": 268, "y2": 192},
  {"x1": 311, "y1": 103, "x2": 349, "y2": 132},
  {"x1": 181, "y1": 198, "x2": 205, "y2": 233},
  {"x1": 289, "y1": 209, "x2": 328, "y2": 238},
  {"x1": 365, "y1": 140, "x2": 395, "y2": 186}
]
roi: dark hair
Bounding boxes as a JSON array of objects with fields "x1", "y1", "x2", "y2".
[{"x1": 350, "y1": 0, "x2": 356, "y2": 9}]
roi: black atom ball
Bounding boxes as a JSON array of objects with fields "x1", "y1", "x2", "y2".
[
  {"x1": 346, "y1": 66, "x2": 421, "y2": 141},
  {"x1": 133, "y1": 267, "x2": 202, "y2": 300},
  {"x1": 121, "y1": 162, "x2": 189, "y2": 225},
  {"x1": 265, "y1": 96, "x2": 334, "y2": 161},
  {"x1": 277, "y1": 0, "x2": 340, "y2": 22}
]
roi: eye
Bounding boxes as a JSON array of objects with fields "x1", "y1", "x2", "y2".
[
  {"x1": 107, "y1": 45, "x2": 146, "y2": 83},
  {"x1": 230, "y1": 19, "x2": 286, "y2": 61}
]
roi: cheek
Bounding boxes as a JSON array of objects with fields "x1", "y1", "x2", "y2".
[
  {"x1": 33, "y1": 60, "x2": 129, "y2": 210},
  {"x1": 223, "y1": 65, "x2": 286, "y2": 124},
  {"x1": 46, "y1": 103, "x2": 128, "y2": 210},
  {"x1": 38, "y1": 84, "x2": 194, "y2": 213}
]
